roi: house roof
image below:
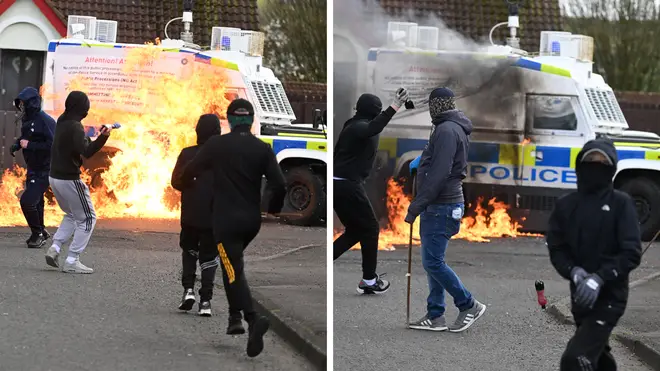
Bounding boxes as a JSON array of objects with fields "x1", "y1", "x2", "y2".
[
  {"x1": 347, "y1": 0, "x2": 564, "y2": 52},
  {"x1": 47, "y1": 0, "x2": 259, "y2": 46}
]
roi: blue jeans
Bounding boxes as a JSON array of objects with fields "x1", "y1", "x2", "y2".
[{"x1": 420, "y1": 203, "x2": 474, "y2": 319}]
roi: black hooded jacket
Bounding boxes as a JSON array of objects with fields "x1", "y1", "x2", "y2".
[
  {"x1": 407, "y1": 109, "x2": 473, "y2": 218},
  {"x1": 171, "y1": 114, "x2": 220, "y2": 229},
  {"x1": 547, "y1": 138, "x2": 642, "y2": 323},
  {"x1": 14, "y1": 87, "x2": 56, "y2": 172},
  {"x1": 180, "y1": 124, "x2": 287, "y2": 241},
  {"x1": 50, "y1": 91, "x2": 109, "y2": 180},
  {"x1": 333, "y1": 94, "x2": 396, "y2": 182}
]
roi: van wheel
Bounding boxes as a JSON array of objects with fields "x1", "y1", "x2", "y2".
[
  {"x1": 619, "y1": 177, "x2": 660, "y2": 241},
  {"x1": 282, "y1": 166, "x2": 325, "y2": 226}
]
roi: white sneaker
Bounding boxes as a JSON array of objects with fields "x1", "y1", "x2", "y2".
[
  {"x1": 45, "y1": 246, "x2": 60, "y2": 268},
  {"x1": 63, "y1": 259, "x2": 94, "y2": 274}
]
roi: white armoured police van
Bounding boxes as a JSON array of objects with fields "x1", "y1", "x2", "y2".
[
  {"x1": 41, "y1": 11, "x2": 327, "y2": 226},
  {"x1": 366, "y1": 18, "x2": 660, "y2": 241}
]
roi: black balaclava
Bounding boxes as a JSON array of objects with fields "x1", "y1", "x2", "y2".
[
  {"x1": 575, "y1": 138, "x2": 617, "y2": 194},
  {"x1": 429, "y1": 87, "x2": 456, "y2": 119},
  {"x1": 14, "y1": 87, "x2": 42, "y2": 121},
  {"x1": 195, "y1": 114, "x2": 221, "y2": 145},
  {"x1": 354, "y1": 93, "x2": 382, "y2": 120},
  {"x1": 60, "y1": 91, "x2": 91, "y2": 122}
]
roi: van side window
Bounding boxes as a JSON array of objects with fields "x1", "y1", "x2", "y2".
[{"x1": 527, "y1": 95, "x2": 578, "y2": 131}]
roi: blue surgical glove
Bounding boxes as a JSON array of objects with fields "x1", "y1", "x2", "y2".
[
  {"x1": 574, "y1": 273, "x2": 604, "y2": 309},
  {"x1": 409, "y1": 156, "x2": 421, "y2": 174}
]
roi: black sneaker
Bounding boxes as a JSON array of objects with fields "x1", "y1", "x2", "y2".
[
  {"x1": 178, "y1": 289, "x2": 195, "y2": 311},
  {"x1": 42, "y1": 229, "x2": 51, "y2": 240},
  {"x1": 356, "y1": 273, "x2": 390, "y2": 295},
  {"x1": 246, "y1": 316, "x2": 270, "y2": 358},
  {"x1": 198, "y1": 301, "x2": 212, "y2": 317},
  {"x1": 27, "y1": 234, "x2": 47, "y2": 249},
  {"x1": 227, "y1": 316, "x2": 246, "y2": 335}
]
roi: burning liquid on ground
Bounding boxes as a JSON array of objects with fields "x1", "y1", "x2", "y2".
[
  {"x1": 0, "y1": 45, "x2": 232, "y2": 227},
  {"x1": 334, "y1": 178, "x2": 541, "y2": 250}
]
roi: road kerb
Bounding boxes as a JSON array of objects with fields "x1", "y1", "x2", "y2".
[
  {"x1": 250, "y1": 289, "x2": 327, "y2": 370},
  {"x1": 545, "y1": 273, "x2": 660, "y2": 371}
]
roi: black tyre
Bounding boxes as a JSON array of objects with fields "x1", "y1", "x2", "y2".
[
  {"x1": 282, "y1": 166, "x2": 325, "y2": 226},
  {"x1": 619, "y1": 177, "x2": 660, "y2": 241}
]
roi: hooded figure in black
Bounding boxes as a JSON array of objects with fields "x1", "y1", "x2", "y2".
[
  {"x1": 181, "y1": 99, "x2": 287, "y2": 358},
  {"x1": 333, "y1": 88, "x2": 409, "y2": 295},
  {"x1": 547, "y1": 138, "x2": 642, "y2": 371},
  {"x1": 171, "y1": 114, "x2": 221, "y2": 318},
  {"x1": 45, "y1": 91, "x2": 112, "y2": 275},
  {"x1": 11, "y1": 87, "x2": 57, "y2": 248}
]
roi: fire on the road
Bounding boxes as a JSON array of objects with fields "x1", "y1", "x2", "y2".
[
  {"x1": 0, "y1": 43, "x2": 232, "y2": 227},
  {"x1": 333, "y1": 178, "x2": 539, "y2": 250}
]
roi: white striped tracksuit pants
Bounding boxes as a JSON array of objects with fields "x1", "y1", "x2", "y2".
[{"x1": 49, "y1": 177, "x2": 97, "y2": 258}]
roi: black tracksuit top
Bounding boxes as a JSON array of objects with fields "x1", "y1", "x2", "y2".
[
  {"x1": 181, "y1": 126, "x2": 287, "y2": 241},
  {"x1": 333, "y1": 107, "x2": 396, "y2": 182},
  {"x1": 50, "y1": 120, "x2": 108, "y2": 180}
]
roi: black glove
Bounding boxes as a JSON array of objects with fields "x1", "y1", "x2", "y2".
[
  {"x1": 570, "y1": 266, "x2": 589, "y2": 286},
  {"x1": 574, "y1": 273, "x2": 604, "y2": 309},
  {"x1": 10, "y1": 143, "x2": 20, "y2": 157}
]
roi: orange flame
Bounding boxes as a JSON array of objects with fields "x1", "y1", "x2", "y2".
[
  {"x1": 0, "y1": 45, "x2": 232, "y2": 226},
  {"x1": 333, "y1": 178, "x2": 540, "y2": 250}
]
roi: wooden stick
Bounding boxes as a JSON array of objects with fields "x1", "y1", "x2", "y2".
[{"x1": 406, "y1": 174, "x2": 417, "y2": 328}]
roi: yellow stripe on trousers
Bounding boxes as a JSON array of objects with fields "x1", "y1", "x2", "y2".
[{"x1": 217, "y1": 243, "x2": 236, "y2": 284}]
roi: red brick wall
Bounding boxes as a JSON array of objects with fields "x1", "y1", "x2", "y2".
[
  {"x1": 282, "y1": 82, "x2": 327, "y2": 124},
  {"x1": 615, "y1": 91, "x2": 660, "y2": 135}
]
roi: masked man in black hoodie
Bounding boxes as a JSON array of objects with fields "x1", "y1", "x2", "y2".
[
  {"x1": 333, "y1": 88, "x2": 409, "y2": 295},
  {"x1": 406, "y1": 87, "x2": 487, "y2": 333},
  {"x1": 181, "y1": 99, "x2": 286, "y2": 358},
  {"x1": 45, "y1": 91, "x2": 111, "y2": 274},
  {"x1": 171, "y1": 114, "x2": 221, "y2": 318},
  {"x1": 547, "y1": 138, "x2": 642, "y2": 371},
  {"x1": 11, "y1": 87, "x2": 57, "y2": 248}
]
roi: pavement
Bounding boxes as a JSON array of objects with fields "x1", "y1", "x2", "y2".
[
  {"x1": 333, "y1": 237, "x2": 660, "y2": 371},
  {"x1": 547, "y1": 246, "x2": 660, "y2": 370},
  {"x1": 0, "y1": 219, "x2": 326, "y2": 371}
]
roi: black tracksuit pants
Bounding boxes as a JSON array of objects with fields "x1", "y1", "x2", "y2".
[
  {"x1": 333, "y1": 179, "x2": 379, "y2": 280},
  {"x1": 560, "y1": 315, "x2": 617, "y2": 371},
  {"x1": 217, "y1": 227, "x2": 259, "y2": 321},
  {"x1": 20, "y1": 170, "x2": 49, "y2": 236},
  {"x1": 180, "y1": 225, "x2": 219, "y2": 302}
]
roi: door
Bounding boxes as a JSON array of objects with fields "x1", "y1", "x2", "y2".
[
  {"x1": 523, "y1": 94, "x2": 585, "y2": 190},
  {"x1": 0, "y1": 49, "x2": 45, "y2": 110}
]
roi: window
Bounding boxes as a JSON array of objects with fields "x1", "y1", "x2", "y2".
[{"x1": 527, "y1": 95, "x2": 578, "y2": 131}]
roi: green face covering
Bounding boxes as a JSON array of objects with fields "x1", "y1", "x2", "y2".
[{"x1": 228, "y1": 114, "x2": 253, "y2": 128}]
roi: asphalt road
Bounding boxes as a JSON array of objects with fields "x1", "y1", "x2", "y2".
[
  {"x1": 0, "y1": 220, "x2": 324, "y2": 371},
  {"x1": 333, "y1": 237, "x2": 660, "y2": 371}
]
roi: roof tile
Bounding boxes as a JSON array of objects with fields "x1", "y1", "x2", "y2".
[
  {"x1": 357, "y1": 0, "x2": 563, "y2": 52},
  {"x1": 49, "y1": 0, "x2": 259, "y2": 46}
]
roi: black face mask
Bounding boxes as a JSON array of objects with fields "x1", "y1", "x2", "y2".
[
  {"x1": 355, "y1": 93, "x2": 382, "y2": 120},
  {"x1": 576, "y1": 162, "x2": 614, "y2": 193}
]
